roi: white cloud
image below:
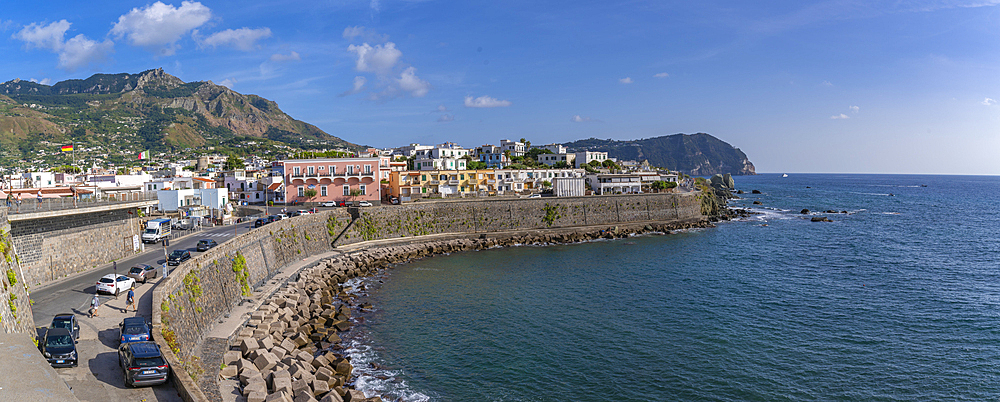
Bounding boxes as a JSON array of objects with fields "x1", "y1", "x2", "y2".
[
  {"x1": 60, "y1": 34, "x2": 114, "y2": 71},
  {"x1": 270, "y1": 51, "x2": 301, "y2": 62},
  {"x1": 110, "y1": 1, "x2": 211, "y2": 56},
  {"x1": 619, "y1": 77, "x2": 633, "y2": 84},
  {"x1": 16, "y1": 20, "x2": 70, "y2": 50},
  {"x1": 219, "y1": 78, "x2": 236, "y2": 89},
  {"x1": 29, "y1": 78, "x2": 53, "y2": 85},
  {"x1": 343, "y1": 26, "x2": 388, "y2": 43},
  {"x1": 654, "y1": 72, "x2": 669, "y2": 78},
  {"x1": 199, "y1": 27, "x2": 271, "y2": 51},
  {"x1": 348, "y1": 42, "x2": 402, "y2": 75},
  {"x1": 849, "y1": 105, "x2": 860, "y2": 113},
  {"x1": 822, "y1": 80, "x2": 834, "y2": 86},
  {"x1": 982, "y1": 98, "x2": 996, "y2": 106},
  {"x1": 830, "y1": 113, "x2": 850, "y2": 119},
  {"x1": 571, "y1": 115, "x2": 601, "y2": 123},
  {"x1": 370, "y1": 0, "x2": 381, "y2": 14},
  {"x1": 436, "y1": 105, "x2": 448, "y2": 112},
  {"x1": 465, "y1": 95, "x2": 511, "y2": 108},
  {"x1": 397, "y1": 67, "x2": 430, "y2": 97},
  {"x1": 15, "y1": 20, "x2": 113, "y2": 71},
  {"x1": 339, "y1": 76, "x2": 367, "y2": 97},
  {"x1": 437, "y1": 114, "x2": 454, "y2": 123}
]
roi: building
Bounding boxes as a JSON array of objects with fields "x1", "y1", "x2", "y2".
[
  {"x1": 574, "y1": 151, "x2": 609, "y2": 168},
  {"x1": 474, "y1": 145, "x2": 510, "y2": 169},
  {"x1": 156, "y1": 188, "x2": 229, "y2": 212},
  {"x1": 553, "y1": 177, "x2": 585, "y2": 197},
  {"x1": 495, "y1": 169, "x2": 586, "y2": 194},
  {"x1": 537, "y1": 153, "x2": 576, "y2": 167},
  {"x1": 500, "y1": 139, "x2": 526, "y2": 157},
  {"x1": 392, "y1": 143, "x2": 434, "y2": 157},
  {"x1": 413, "y1": 143, "x2": 470, "y2": 171},
  {"x1": 222, "y1": 170, "x2": 267, "y2": 204},
  {"x1": 586, "y1": 173, "x2": 642, "y2": 195},
  {"x1": 535, "y1": 143, "x2": 567, "y2": 154},
  {"x1": 282, "y1": 158, "x2": 384, "y2": 205}
]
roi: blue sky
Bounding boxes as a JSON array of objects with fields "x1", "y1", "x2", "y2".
[{"x1": 2, "y1": 0, "x2": 999, "y2": 174}]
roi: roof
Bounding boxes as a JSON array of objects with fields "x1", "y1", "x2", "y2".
[
  {"x1": 46, "y1": 327, "x2": 71, "y2": 337},
  {"x1": 267, "y1": 182, "x2": 282, "y2": 191},
  {"x1": 53, "y1": 314, "x2": 75, "y2": 320},
  {"x1": 122, "y1": 317, "x2": 147, "y2": 326},
  {"x1": 193, "y1": 177, "x2": 215, "y2": 182},
  {"x1": 126, "y1": 341, "x2": 161, "y2": 358}
]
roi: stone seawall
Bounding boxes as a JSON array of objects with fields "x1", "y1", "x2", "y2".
[
  {"x1": 153, "y1": 192, "x2": 703, "y2": 398},
  {"x1": 0, "y1": 207, "x2": 35, "y2": 335},
  {"x1": 11, "y1": 208, "x2": 146, "y2": 286}
]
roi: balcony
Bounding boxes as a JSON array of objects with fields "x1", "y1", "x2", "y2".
[
  {"x1": 448, "y1": 180, "x2": 460, "y2": 185},
  {"x1": 487, "y1": 179, "x2": 497, "y2": 184},
  {"x1": 429, "y1": 180, "x2": 440, "y2": 185}
]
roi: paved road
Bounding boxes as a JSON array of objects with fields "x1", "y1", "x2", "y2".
[{"x1": 30, "y1": 221, "x2": 257, "y2": 402}]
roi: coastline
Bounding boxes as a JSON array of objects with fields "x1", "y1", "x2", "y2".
[{"x1": 213, "y1": 218, "x2": 712, "y2": 401}]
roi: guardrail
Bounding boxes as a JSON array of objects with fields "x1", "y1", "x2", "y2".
[{"x1": 5, "y1": 193, "x2": 158, "y2": 214}]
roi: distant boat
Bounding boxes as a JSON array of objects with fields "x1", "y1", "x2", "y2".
[{"x1": 782, "y1": 174, "x2": 788, "y2": 178}]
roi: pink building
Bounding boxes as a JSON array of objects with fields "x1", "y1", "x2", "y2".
[{"x1": 282, "y1": 158, "x2": 387, "y2": 205}]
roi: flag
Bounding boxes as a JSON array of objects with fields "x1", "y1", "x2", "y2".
[
  {"x1": 61, "y1": 144, "x2": 73, "y2": 152},
  {"x1": 138, "y1": 151, "x2": 148, "y2": 160}
]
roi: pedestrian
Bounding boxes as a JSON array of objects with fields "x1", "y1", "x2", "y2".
[
  {"x1": 115, "y1": 283, "x2": 121, "y2": 300},
  {"x1": 70, "y1": 185, "x2": 78, "y2": 208},
  {"x1": 36, "y1": 191, "x2": 42, "y2": 206},
  {"x1": 90, "y1": 294, "x2": 100, "y2": 318},
  {"x1": 15, "y1": 193, "x2": 21, "y2": 213},
  {"x1": 126, "y1": 286, "x2": 136, "y2": 312},
  {"x1": 5, "y1": 192, "x2": 11, "y2": 208}
]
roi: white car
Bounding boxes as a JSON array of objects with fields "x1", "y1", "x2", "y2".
[
  {"x1": 527, "y1": 194, "x2": 541, "y2": 199},
  {"x1": 319, "y1": 201, "x2": 338, "y2": 207},
  {"x1": 357, "y1": 201, "x2": 373, "y2": 207},
  {"x1": 96, "y1": 274, "x2": 135, "y2": 295}
]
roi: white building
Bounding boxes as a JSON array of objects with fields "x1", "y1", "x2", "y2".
[
  {"x1": 414, "y1": 142, "x2": 470, "y2": 171},
  {"x1": 537, "y1": 153, "x2": 576, "y2": 167},
  {"x1": 553, "y1": 177, "x2": 586, "y2": 197},
  {"x1": 500, "y1": 139, "x2": 526, "y2": 157},
  {"x1": 574, "y1": 151, "x2": 609, "y2": 168},
  {"x1": 156, "y1": 188, "x2": 229, "y2": 212},
  {"x1": 495, "y1": 169, "x2": 586, "y2": 194},
  {"x1": 586, "y1": 173, "x2": 642, "y2": 195},
  {"x1": 393, "y1": 143, "x2": 434, "y2": 157},
  {"x1": 474, "y1": 145, "x2": 510, "y2": 168},
  {"x1": 536, "y1": 143, "x2": 567, "y2": 154}
]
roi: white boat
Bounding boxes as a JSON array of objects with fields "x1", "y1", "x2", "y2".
[{"x1": 782, "y1": 174, "x2": 788, "y2": 178}]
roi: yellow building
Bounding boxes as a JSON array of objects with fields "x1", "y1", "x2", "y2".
[{"x1": 388, "y1": 169, "x2": 501, "y2": 201}]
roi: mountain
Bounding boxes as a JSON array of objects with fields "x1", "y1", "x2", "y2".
[
  {"x1": 563, "y1": 133, "x2": 756, "y2": 176},
  {"x1": 0, "y1": 68, "x2": 359, "y2": 165}
]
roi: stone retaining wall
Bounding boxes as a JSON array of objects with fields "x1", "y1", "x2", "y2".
[
  {"x1": 0, "y1": 207, "x2": 35, "y2": 335},
  {"x1": 11, "y1": 209, "x2": 145, "y2": 286},
  {"x1": 153, "y1": 193, "x2": 703, "y2": 391}
]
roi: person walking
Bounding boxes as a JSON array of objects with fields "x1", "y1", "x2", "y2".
[
  {"x1": 5, "y1": 192, "x2": 11, "y2": 208},
  {"x1": 36, "y1": 191, "x2": 42, "y2": 209},
  {"x1": 126, "y1": 286, "x2": 136, "y2": 313},
  {"x1": 15, "y1": 193, "x2": 21, "y2": 213},
  {"x1": 70, "y1": 185, "x2": 78, "y2": 208},
  {"x1": 90, "y1": 294, "x2": 100, "y2": 318}
]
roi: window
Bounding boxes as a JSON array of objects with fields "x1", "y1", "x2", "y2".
[
  {"x1": 321, "y1": 185, "x2": 327, "y2": 196},
  {"x1": 343, "y1": 185, "x2": 350, "y2": 196},
  {"x1": 347, "y1": 165, "x2": 354, "y2": 174},
  {"x1": 421, "y1": 175, "x2": 426, "y2": 181},
  {"x1": 460, "y1": 174, "x2": 465, "y2": 180},
  {"x1": 297, "y1": 187, "x2": 304, "y2": 197},
  {"x1": 364, "y1": 165, "x2": 371, "y2": 174},
  {"x1": 293, "y1": 167, "x2": 300, "y2": 175},
  {"x1": 360, "y1": 185, "x2": 366, "y2": 195},
  {"x1": 308, "y1": 166, "x2": 315, "y2": 175},
  {"x1": 330, "y1": 166, "x2": 336, "y2": 174}
]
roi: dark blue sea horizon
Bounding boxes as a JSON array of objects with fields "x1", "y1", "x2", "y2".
[{"x1": 343, "y1": 174, "x2": 1000, "y2": 401}]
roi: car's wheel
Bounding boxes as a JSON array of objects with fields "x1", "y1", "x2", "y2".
[{"x1": 142, "y1": 278, "x2": 147, "y2": 284}]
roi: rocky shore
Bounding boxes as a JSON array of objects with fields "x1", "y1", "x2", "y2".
[{"x1": 220, "y1": 219, "x2": 711, "y2": 402}]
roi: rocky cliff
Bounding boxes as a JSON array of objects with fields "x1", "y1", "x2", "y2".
[{"x1": 563, "y1": 133, "x2": 756, "y2": 176}]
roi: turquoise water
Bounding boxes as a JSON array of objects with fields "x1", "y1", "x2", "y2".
[{"x1": 343, "y1": 174, "x2": 1000, "y2": 401}]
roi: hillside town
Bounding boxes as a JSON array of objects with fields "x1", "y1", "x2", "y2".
[{"x1": 0, "y1": 139, "x2": 684, "y2": 221}]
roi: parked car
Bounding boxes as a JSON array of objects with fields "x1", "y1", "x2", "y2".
[
  {"x1": 196, "y1": 239, "x2": 218, "y2": 251},
  {"x1": 167, "y1": 250, "x2": 191, "y2": 266},
  {"x1": 96, "y1": 274, "x2": 136, "y2": 295},
  {"x1": 291, "y1": 209, "x2": 312, "y2": 216},
  {"x1": 527, "y1": 194, "x2": 542, "y2": 199},
  {"x1": 265, "y1": 215, "x2": 281, "y2": 224},
  {"x1": 119, "y1": 317, "x2": 152, "y2": 345},
  {"x1": 50, "y1": 314, "x2": 80, "y2": 340},
  {"x1": 126, "y1": 264, "x2": 158, "y2": 284},
  {"x1": 319, "y1": 201, "x2": 337, "y2": 207},
  {"x1": 357, "y1": 201, "x2": 373, "y2": 207},
  {"x1": 119, "y1": 341, "x2": 170, "y2": 387},
  {"x1": 42, "y1": 327, "x2": 77, "y2": 367},
  {"x1": 253, "y1": 217, "x2": 268, "y2": 228}
]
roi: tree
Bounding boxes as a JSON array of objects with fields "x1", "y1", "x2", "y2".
[
  {"x1": 467, "y1": 161, "x2": 488, "y2": 170},
  {"x1": 588, "y1": 160, "x2": 602, "y2": 168},
  {"x1": 304, "y1": 188, "x2": 318, "y2": 198},
  {"x1": 552, "y1": 161, "x2": 569, "y2": 169},
  {"x1": 541, "y1": 180, "x2": 552, "y2": 188},
  {"x1": 602, "y1": 159, "x2": 619, "y2": 172},
  {"x1": 182, "y1": 165, "x2": 196, "y2": 171},
  {"x1": 348, "y1": 189, "x2": 363, "y2": 205},
  {"x1": 224, "y1": 155, "x2": 245, "y2": 171}
]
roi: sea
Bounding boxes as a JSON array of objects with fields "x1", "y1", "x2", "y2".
[{"x1": 339, "y1": 174, "x2": 1000, "y2": 401}]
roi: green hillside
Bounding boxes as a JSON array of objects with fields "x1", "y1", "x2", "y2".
[{"x1": 563, "y1": 133, "x2": 756, "y2": 176}]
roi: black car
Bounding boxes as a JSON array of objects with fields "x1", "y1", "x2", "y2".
[
  {"x1": 120, "y1": 316, "x2": 152, "y2": 345},
  {"x1": 253, "y1": 217, "x2": 267, "y2": 228},
  {"x1": 43, "y1": 327, "x2": 77, "y2": 367},
  {"x1": 196, "y1": 239, "x2": 218, "y2": 251},
  {"x1": 119, "y1": 341, "x2": 170, "y2": 387},
  {"x1": 167, "y1": 249, "x2": 191, "y2": 266},
  {"x1": 50, "y1": 313, "x2": 80, "y2": 340},
  {"x1": 266, "y1": 215, "x2": 281, "y2": 223}
]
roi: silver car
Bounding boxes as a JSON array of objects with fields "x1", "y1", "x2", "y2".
[{"x1": 126, "y1": 264, "x2": 158, "y2": 284}]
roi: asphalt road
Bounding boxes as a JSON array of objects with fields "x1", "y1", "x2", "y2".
[{"x1": 31, "y1": 220, "x2": 257, "y2": 402}]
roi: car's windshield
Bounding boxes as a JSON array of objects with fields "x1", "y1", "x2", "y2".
[
  {"x1": 134, "y1": 356, "x2": 165, "y2": 367},
  {"x1": 99, "y1": 277, "x2": 114, "y2": 283},
  {"x1": 46, "y1": 334, "x2": 73, "y2": 348},
  {"x1": 129, "y1": 267, "x2": 144, "y2": 274},
  {"x1": 198, "y1": 241, "x2": 209, "y2": 245},
  {"x1": 51, "y1": 319, "x2": 72, "y2": 330},
  {"x1": 169, "y1": 251, "x2": 185, "y2": 257},
  {"x1": 143, "y1": 228, "x2": 157, "y2": 234},
  {"x1": 124, "y1": 325, "x2": 147, "y2": 335}
]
